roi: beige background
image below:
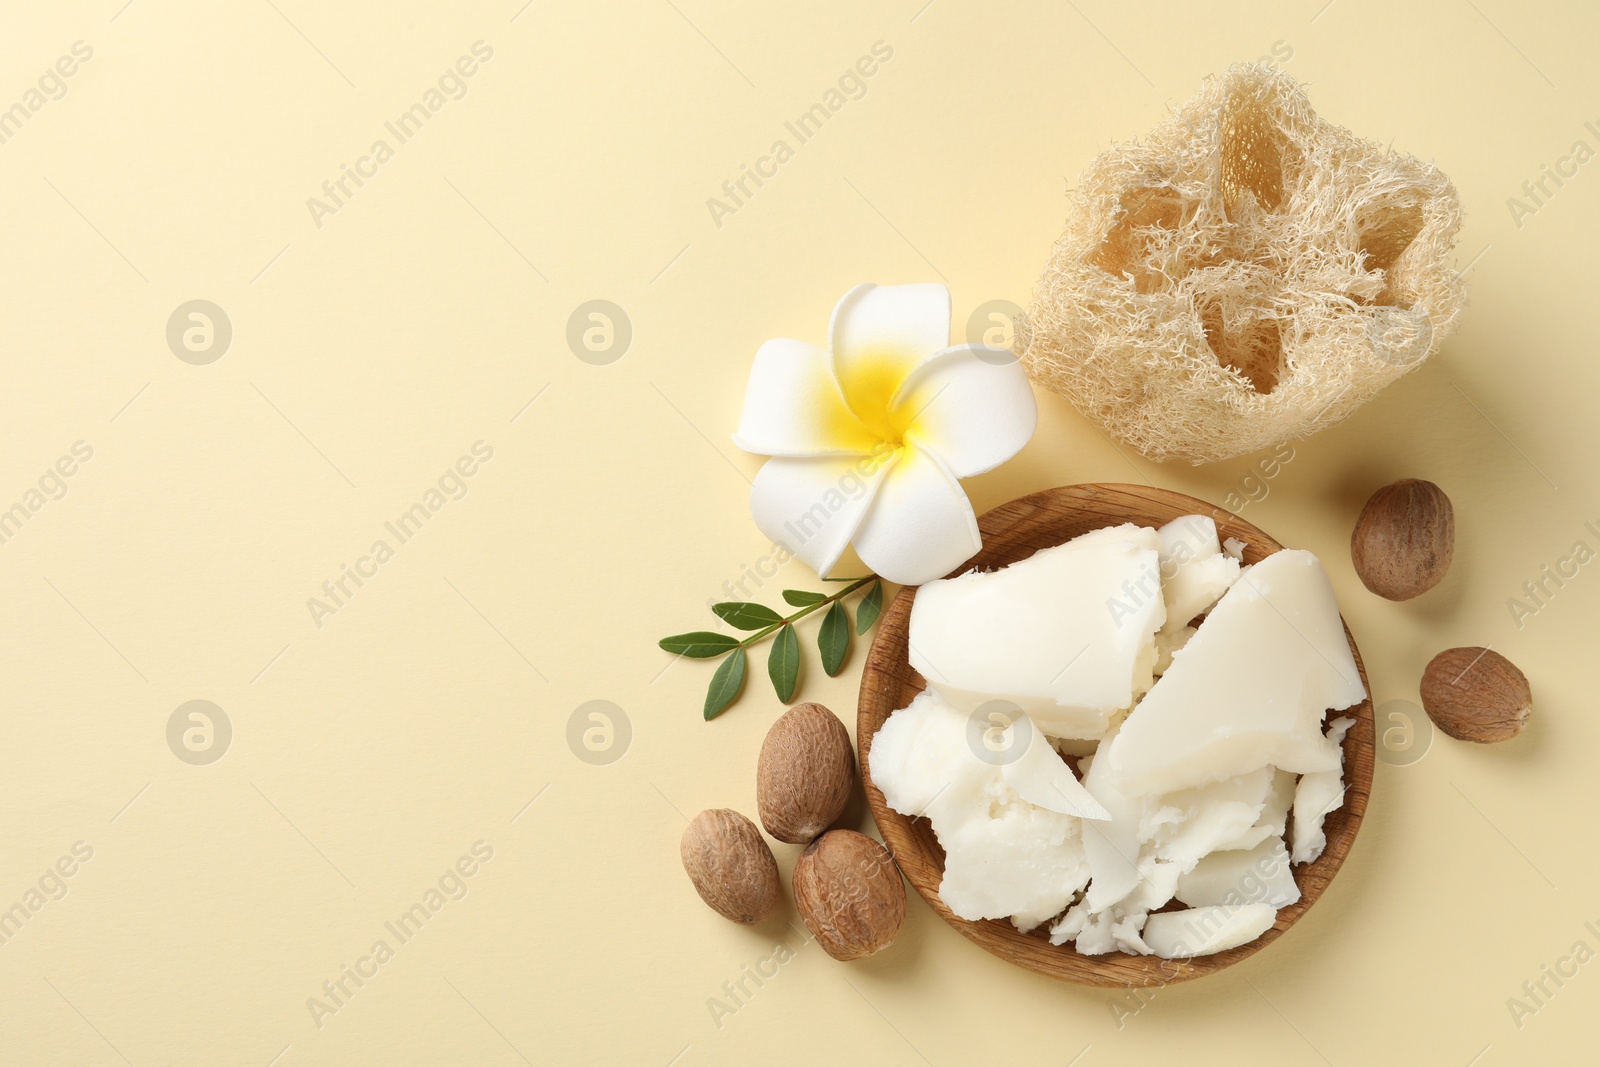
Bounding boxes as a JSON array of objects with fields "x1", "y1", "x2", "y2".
[{"x1": 0, "y1": 1, "x2": 1593, "y2": 1063}]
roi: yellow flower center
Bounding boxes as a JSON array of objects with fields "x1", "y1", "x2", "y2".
[{"x1": 836, "y1": 349, "x2": 917, "y2": 446}]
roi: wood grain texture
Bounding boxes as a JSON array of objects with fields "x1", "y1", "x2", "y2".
[{"x1": 856, "y1": 483, "x2": 1374, "y2": 987}]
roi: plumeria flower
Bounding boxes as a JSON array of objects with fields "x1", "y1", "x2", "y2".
[{"x1": 732, "y1": 283, "x2": 1037, "y2": 586}]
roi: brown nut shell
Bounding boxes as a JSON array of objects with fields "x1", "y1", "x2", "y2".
[
  {"x1": 1351, "y1": 479, "x2": 1455, "y2": 600},
  {"x1": 757, "y1": 702, "x2": 855, "y2": 844},
  {"x1": 1420, "y1": 646, "x2": 1532, "y2": 743},
  {"x1": 680, "y1": 809, "x2": 780, "y2": 924},
  {"x1": 792, "y1": 830, "x2": 906, "y2": 961}
]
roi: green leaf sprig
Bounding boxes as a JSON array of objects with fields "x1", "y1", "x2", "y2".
[{"x1": 659, "y1": 576, "x2": 885, "y2": 720}]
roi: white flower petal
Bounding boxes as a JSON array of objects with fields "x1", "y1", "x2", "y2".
[
  {"x1": 749, "y1": 452, "x2": 896, "y2": 577},
  {"x1": 851, "y1": 444, "x2": 981, "y2": 586},
  {"x1": 895, "y1": 344, "x2": 1038, "y2": 478},
  {"x1": 829, "y1": 283, "x2": 951, "y2": 436},
  {"x1": 732, "y1": 338, "x2": 881, "y2": 457}
]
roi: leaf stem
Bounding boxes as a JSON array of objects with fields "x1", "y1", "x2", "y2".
[{"x1": 736, "y1": 576, "x2": 875, "y2": 647}]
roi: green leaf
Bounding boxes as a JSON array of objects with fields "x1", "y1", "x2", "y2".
[
  {"x1": 712, "y1": 601, "x2": 784, "y2": 631},
  {"x1": 818, "y1": 601, "x2": 850, "y2": 677},
  {"x1": 821, "y1": 575, "x2": 870, "y2": 582},
  {"x1": 782, "y1": 589, "x2": 826, "y2": 607},
  {"x1": 659, "y1": 631, "x2": 741, "y2": 658},
  {"x1": 856, "y1": 581, "x2": 884, "y2": 635},
  {"x1": 704, "y1": 648, "x2": 747, "y2": 720},
  {"x1": 768, "y1": 624, "x2": 799, "y2": 702}
]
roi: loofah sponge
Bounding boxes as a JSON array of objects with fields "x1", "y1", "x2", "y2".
[{"x1": 1026, "y1": 63, "x2": 1465, "y2": 464}]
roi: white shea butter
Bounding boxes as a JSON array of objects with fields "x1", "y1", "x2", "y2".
[
  {"x1": 908, "y1": 524, "x2": 1165, "y2": 740},
  {"x1": 1001, "y1": 722, "x2": 1111, "y2": 821},
  {"x1": 1177, "y1": 837, "x2": 1300, "y2": 909},
  {"x1": 868, "y1": 688, "x2": 1092, "y2": 927},
  {"x1": 1144, "y1": 767, "x2": 1275, "y2": 867},
  {"x1": 1098, "y1": 550, "x2": 1365, "y2": 797},
  {"x1": 937, "y1": 801, "x2": 1090, "y2": 931},
  {"x1": 873, "y1": 522, "x2": 1363, "y2": 960},
  {"x1": 1291, "y1": 716, "x2": 1356, "y2": 865},
  {"x1": 1141, "y1": 904, "x2": 1277, "y2": 958},
  {"x1": 1156, "y1": 515, "x2": 1240, "y2": 633},
  {"x1": 1078, "y1": 745, "x2": 1144, "y2": 913}
]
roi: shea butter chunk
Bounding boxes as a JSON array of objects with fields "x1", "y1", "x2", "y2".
[
  {"x1": 1156, "y1": 515, "x2": 1240, "y2": 633},
  {"x1": 1143, "y1": 766, "x2": 1275, "y2": 867},
  {"x1": 1176, "y1": 837, "x2": 1300, "y2": 909},
  {"x1": 868, "y1": 688, "x2": 993, "y2": 828},
  {"x1": 937, "y1": 802, "x2": 1089, "y2": 931},
  {"x1": 909, "y1": 524, "x2": 1164, "y2": 740},
  {"x1": 1142, "y1": 903, "x2": 1277, "y2": 959},
  {"x1": 1290, "y1": 716, "x2": 1355, "y2": 865},
  {"x1": 1001, "y1": 723, "x2": 1110, "y2": 821},
  {"x1": 1077, "y1": 745, "x2": 1146, "y2": 913},
  {"x1": 870, "y1": 688, "x2": 1093, "y2": 928},
  {"x1": 1099, "y1": 550, "x2": 1365, "y2": 796}
]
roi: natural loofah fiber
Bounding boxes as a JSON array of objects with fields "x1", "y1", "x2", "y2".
[{"x1": 1026, "y1": 63, "x2": 1465, "y2": 464}]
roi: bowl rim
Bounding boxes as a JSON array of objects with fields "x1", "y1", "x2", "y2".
[{"x1": 856, "y1": 482, "x2": 1374, "y2": 986}]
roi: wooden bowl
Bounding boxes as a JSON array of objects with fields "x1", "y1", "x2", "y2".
[{"x1": 857, "y1": 483, "x2": 1374, "y2": 986}]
